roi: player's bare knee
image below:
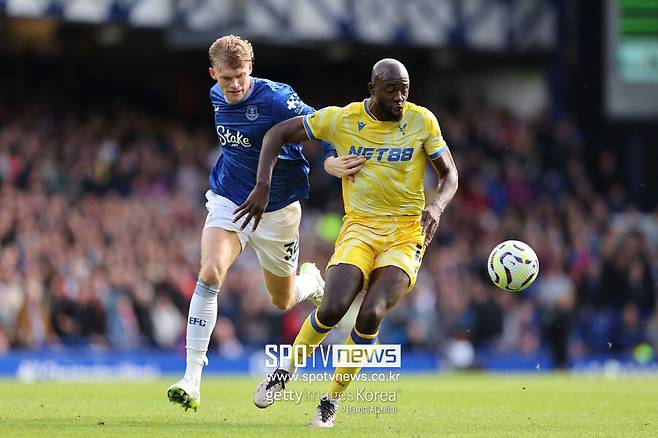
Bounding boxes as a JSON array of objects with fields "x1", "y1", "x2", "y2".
[
  {"x1": 317, "y1": 301, "x2": 349, "y2": 327},
  {"x1": 270, "y1": 294, "x2": 293, "y2": 311},
  {"x1": 263, "y1": 280, "x2": 295, "y2": 310},
  {"x1": 198, "y1": 262, "x2": 227, "y2": 286},
  {"x1": 356, "y1": 307, "x2": 386, "y2": 333}
]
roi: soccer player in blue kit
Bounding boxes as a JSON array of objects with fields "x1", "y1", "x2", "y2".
[{"x1": 167, "y1": 35, "x2": 366, "y2": 411}]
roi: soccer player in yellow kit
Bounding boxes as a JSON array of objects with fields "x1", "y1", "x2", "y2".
[{"x1": 234, "y1": 58, "x2": 458, "y2": 427}]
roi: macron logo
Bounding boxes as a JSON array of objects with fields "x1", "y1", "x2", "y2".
[{"x1": 357, "y1": 121, "x2": 366, "y2": 131}]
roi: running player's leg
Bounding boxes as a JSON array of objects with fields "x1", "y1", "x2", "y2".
[
  {"x1": 253, "y1": 263, "x2": 363, "y2": 408},
  {"x1": 289, "y1": 263, "x2": 364, "y2": 372},
  {"x1": 261, "y1": 270, "x2": 296, "y2": 310},
  {"x1": 251, "y1": 201, "x2": 324, "y2": 309},
  {"x1": 254, "y1": 218, "x2": 375, "y2": 408},
  {"x1": 189, "y1": 227, "x2": 242, "y2": 373},
  {"x1": 168, "y1": 191, "x2": 245, "y2": 411},
  {"x1": 168, "y1": 227, "x2": 241, "y2": 411},
  {"x1": 311, "y1": 266, "x2": 408, "y2": 427},
  {"x1": 295, "y1": 218, "x2": 377, "y2": 372},
  {"x1": 352, "y1": 266, "x2": 410, "y2": 335},
  {"x1": 261, "y1": 265, "x2": 325, "y2": 310}
]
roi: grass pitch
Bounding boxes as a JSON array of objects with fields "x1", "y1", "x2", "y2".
[{"x1": 1, "y1": 373, "x2": 657, "y2": 437}]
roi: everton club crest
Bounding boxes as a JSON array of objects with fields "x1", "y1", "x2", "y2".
[{"x1": 245, "y1": 105, "x2": 259, "y2": 121}]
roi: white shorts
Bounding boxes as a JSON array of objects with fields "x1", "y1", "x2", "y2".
[{"x1": 203, "y1": 190, "x2": 301, "y2": 277}]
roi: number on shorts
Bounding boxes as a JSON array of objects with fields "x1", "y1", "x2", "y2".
[
  {"x1": 284, "y1": 239, "x2": 299, "y2": 262},
  {"x1": 414, "y1": 244, "x2": 424, "y2": 273},
  {"x1": 414, "y1": 244, "x2": 423, "y2": 261}
]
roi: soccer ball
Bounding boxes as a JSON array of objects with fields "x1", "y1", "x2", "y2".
[{"x1": 487, "y1": 240, "x2": 539, "y2": 292}]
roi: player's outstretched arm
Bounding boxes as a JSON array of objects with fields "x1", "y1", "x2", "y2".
[
  {"x1": 233, "y1": 116, "x2": 309, "y2": 231},
  {"x1": 421, "y1": 150, "x2": 459, "y2": 246}
]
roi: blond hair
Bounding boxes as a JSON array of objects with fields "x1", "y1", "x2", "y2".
[{"x1": 208, "y1": 35, "x2": 254, "y2": 69}]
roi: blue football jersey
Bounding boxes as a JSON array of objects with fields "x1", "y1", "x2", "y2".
[{"x1": 209, "y1": 77, "x2": 327, "y2": 212}]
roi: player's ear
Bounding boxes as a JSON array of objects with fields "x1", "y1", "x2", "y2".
[
  {"x1": 367, "y1": 82, "x2": 375, "y2": 96},
  {"x1": 246, "y1": 62, "x2": 253, "y2": 75},
  {"x1": 209, "y1": 67, "x2": 218, "y2": 81}
]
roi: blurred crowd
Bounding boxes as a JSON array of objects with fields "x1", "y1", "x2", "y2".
[{"x1": 0, "y1": 84, "x2": 656, "y2": 369}]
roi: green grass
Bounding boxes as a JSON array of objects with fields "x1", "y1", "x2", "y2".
[{"x1": 1, "y1": 373, "x2": 657, "y2": 437}]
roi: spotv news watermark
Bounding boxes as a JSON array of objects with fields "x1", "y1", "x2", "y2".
[{"x1": 264, "y1": 344, "x2": 401, "y2": 369}]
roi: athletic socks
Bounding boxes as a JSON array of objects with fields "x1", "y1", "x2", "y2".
[{"x1": 183, "y1": 280, "x2": 220, "y2": 383}]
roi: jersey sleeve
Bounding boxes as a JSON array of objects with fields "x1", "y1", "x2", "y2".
[
  {"x1": 271, "y1": 84, "x2": 315, "y2": 123},
  {"x1": 303, "y1": 106, "x2": 342, "y2": 144},
  {"x1": 271, "y1": 85, "x2": 338, "y2": 161},
  {"x1": 423, "y1": 109, "x2": 449, "y2": 160},
  {"x1": 321, "y1": 142, "x2": 338, "y2": 160}
]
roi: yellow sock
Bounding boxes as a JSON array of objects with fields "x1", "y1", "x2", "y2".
[
  {"x1": 327, "y1": 327, "x2": 378, "y2": 400},
  {"x1": 283, "y1": 309, "x2": 335, "y2": 373}
]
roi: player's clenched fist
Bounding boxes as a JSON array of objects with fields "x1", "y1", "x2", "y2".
[{"x1": 233, "y1": 182, "x2": 270, "y2": 231}]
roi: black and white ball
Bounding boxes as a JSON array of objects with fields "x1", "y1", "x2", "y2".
[{"x1": 487, "y1": 240, "x2": 539, "y2": 292}]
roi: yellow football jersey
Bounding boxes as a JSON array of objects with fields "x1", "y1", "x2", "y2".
[{"x1": 303, "y1": 99, "x2": 448, "y2": 217}]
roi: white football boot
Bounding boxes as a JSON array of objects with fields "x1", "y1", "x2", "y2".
[
  {"x1": 253, "y1": 368, "x2": 291, "y2": 409},
  {"x1": 299, "y1": 262, "x2": 325, "y2": 307},
  {"x1": 309, "y1": 395, "x2": 339, "y2": 427},
  {"x1": 167, "y1": 377, "x2": 200, "y2": 412}
]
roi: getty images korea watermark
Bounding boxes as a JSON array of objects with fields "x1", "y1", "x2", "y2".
[
  {"x1": 264, "y1": 344, "x2": 401, "y2": 414},
  {"x1": 264, "y1": 344, "x2": 401, "y2": 368}
]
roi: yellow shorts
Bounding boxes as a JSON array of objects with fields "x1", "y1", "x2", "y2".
[{"x1": 327, "y1": 215, "x2": 426, "y2": 293}]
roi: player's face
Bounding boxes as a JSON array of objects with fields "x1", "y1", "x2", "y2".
[
  {"x1": 209, "y1": 62, "x2": 253, "y2": 103},
  {"x1": 371, "y1": 78, "x2": 409, "y2": 121}
]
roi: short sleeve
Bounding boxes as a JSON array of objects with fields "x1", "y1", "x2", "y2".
[
  {"x1": 423, "y1": 110, "x2": 449, "y2": 160},
  {"x1": 321, "y1": 141, "x2": 338, "y2": 161},
  {"x1": 272, "y1": 85, "x2": 315, "y2": 123},
  {"x1": 303, "y1": 106, "x2": 341, "y2": 144}
]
